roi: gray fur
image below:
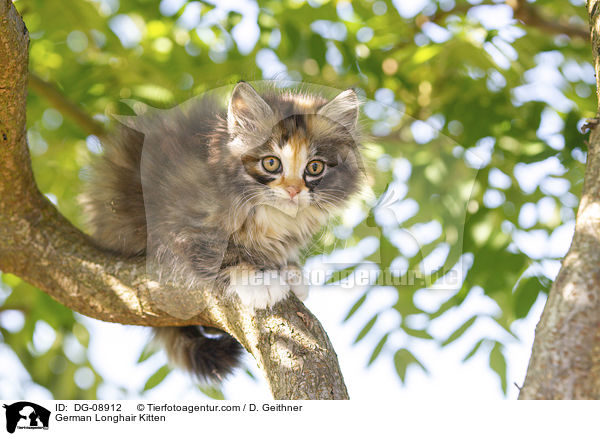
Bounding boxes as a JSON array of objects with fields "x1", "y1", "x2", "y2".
[{"x1": 82, "y1": 82, "x2": 363, "y2": 382}]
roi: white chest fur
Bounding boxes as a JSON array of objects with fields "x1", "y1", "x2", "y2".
[{"x1": 234, "y1": 204, "x2": 328, "y2": 264}]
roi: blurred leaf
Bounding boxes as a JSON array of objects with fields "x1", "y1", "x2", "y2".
[
  {"x1": 137, "y1": 342, "x2": 158, "y2": 364},
  {"x1": 514, "y1": 276, "x2": 549, "y2": 319},
  {"x1": 199, "y1": 385, "x2": 225, "y2": 400},
  {"x1": 343, "y1": 290, "x2": 368, "y2": 322},
  {"x1": 326, "y1": 264, "x2": 358, "y2": 284},
  {"x1": 354, "y1": 314, "x2": 378, "y2": 344},
  {"x1": 489, "y1": 342, "x2": 508, "y2": 395},
  {"x1": 462, "y1": 338, "x2": 487, "y2": 362},
  {"x1": 367, "y1": 333, "x2": 389, "y2": 366},
  {"x1": 244, "y1": 368, "x2": 257, "y2": 381},
  {"x1": 393, "y1": 348, "x2": 427, "y2": 383},
  {"x1": 143, "y1": 365, "x2": 171, "y2": 392},
  {"x1": 441, "y1": 315, "x2": 478, "y2": 347},
  {"x1": 402, "y1": 326, "x2": 433, "y2": 340}
]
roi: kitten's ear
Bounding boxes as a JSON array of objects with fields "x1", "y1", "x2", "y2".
[
  {"x1": 317, "y1": 89, "x2": 359, "y2": 131},
  {"x1": 227, "y1": 82, "x2": 274, "y2": 133}
]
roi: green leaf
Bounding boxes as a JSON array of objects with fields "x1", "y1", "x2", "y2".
[
  {"x1": 402, "y1": 326, "x2": 434, "y2": 340},
  {"x1": 462, "y1": 338, "x2": 486, "y2": 362},
  {"x1": 393, "y1": 349, "x2": 412, "y2": 383},
  {"x1": 72, "y1": 323, "x2": 90, "y2": 347},
  {"x1": 429, "y1": 293, "x2": 462, "y2": 320},
  {"x1": 493, "y1": 318, "x2": 519, "y2": 341},
  {"x1": 137, "y1": 342, "x2": 158, "y2": 364},
  {"x1": 308, "y1": 33, "x2": 327, "y2": 67},
  {"x1": 489, "y1": 342, "x2": 508, "y2": 395},
  {"x1": 354, "y1": 314, "x2": 378, "y2": 344},
  {"x1": 343, "y1": 291, "x2": 368, "y2": 322},
  {"x1": 244, "y1": 368, "x2": 257, "y2": 381},
  {"x1": 393, "y1": 348, "x2": 427, "y2": 383},
  {"x1": 441, "y1": 315, "x2": 478, "y2": 346},
  {"x1": 326, "y1": 264, "x2": 358, "y2": 284},
  {"x1": 143, "y1": 365, "x2": 171, "y2": 392},
  {"x1": 199, "y1": 385, "x2": 225, "y2": 400},
  {"x1": 514, "y1": 276, "x2": 546, "y2": 319},
  {"x1": 379, "y1": 235, "x2": 398, "y2": 269},
  {"x1": 367, "y1": 333, "x2": 389, "y2": 366}
]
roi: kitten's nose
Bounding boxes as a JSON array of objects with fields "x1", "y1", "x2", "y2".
[{"x1": 286, "y1": 185, "x2": 301, "y2": 199}]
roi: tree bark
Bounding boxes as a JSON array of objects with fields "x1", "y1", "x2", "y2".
[
  {"x1": 519, "y1": 1, "x2": 600, "y2": 399},
  {"x1": 0, "y1": 0, "x2": 348, "y2": 400}
]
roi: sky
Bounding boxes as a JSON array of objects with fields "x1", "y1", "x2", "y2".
[{"x1": 0, "y1": 0, "x2": 585, "y2": 401}]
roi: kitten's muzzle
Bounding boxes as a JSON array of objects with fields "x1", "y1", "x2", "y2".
[{"x1": 285, "y1": 185, "x2": 302, "y2": 199}]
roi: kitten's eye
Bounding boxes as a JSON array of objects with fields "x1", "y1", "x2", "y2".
[
  {"x1": 261, "y1": 156, "x2": 281, "y2": 173},
  {"x1": 306, "y1": 160, "x2": 325, "y2": 176}
]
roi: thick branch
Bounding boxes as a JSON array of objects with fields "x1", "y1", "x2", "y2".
[
  {"x1": 0, "y1": 0, "x2": 36, "y2": 215},
  {"x1": 0, "y1": 0, "x2": 348, "y2": 400},
  {"x1": 518, "y1": 1, "x2": 600, "y2": 399},
  {"x1": 29, "y1": 73, "x2": 105, "y2": 136}
]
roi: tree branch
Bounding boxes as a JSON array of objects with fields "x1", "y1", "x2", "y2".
[
  {"x1": 28, "y1": 73, "x2": 105, "y2": 136},
  {"x1": 0, "y1": 0, "x2": 348, "y2": 400},
  {"x1": 415, "y1": 1, "x2": 495, "y2": 28},
  {"x1": 508, "y1": 0, "x2": 589, "y2": 40},
  {"x1": 518, "y1": 2, "x2": 600, "y2": 399},
  {"x1": 418, "y1": 0, "x2": 589, "y2": 41}
]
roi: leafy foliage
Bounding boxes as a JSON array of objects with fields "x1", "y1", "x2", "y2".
[{"x1": 0, "y1": 0, "x2": 593, "y2": 398}]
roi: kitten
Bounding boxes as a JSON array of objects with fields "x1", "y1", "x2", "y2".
[{"x1": 82, "y1": 82, "x2": 363, "y2": 381}]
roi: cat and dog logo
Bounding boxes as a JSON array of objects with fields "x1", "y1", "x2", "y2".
[{"x1": 2, "y1": 402, "x2": 50, "y2": 433}]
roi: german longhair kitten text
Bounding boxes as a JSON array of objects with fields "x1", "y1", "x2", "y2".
[{"x1": 82, "y1": 82, "x2": 363, "y2": 381}]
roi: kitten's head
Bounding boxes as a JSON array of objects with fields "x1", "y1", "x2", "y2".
[{"x1": 226, "y1": 82, "x2": 363, "y2": 217}]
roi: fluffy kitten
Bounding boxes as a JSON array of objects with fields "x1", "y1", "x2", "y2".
[{"x1": 82, "y1": 82, "x2": 363, "y2": 381}]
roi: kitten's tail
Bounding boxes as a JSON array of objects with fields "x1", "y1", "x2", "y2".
[{"x1": 153, "y1": 326, "x2": 243, "y2": 382}]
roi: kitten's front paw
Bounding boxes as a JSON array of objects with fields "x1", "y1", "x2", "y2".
[
  {"x1": 283, "y1": 265, "x2": 309, "y2": 301},
  {"x1": 227, "y1": 268, "x2": 290, "y2": 310}
]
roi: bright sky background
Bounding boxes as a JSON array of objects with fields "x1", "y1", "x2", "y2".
[{"x1": 0, "y1": 0, "x2": 585, "y2": 401}]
